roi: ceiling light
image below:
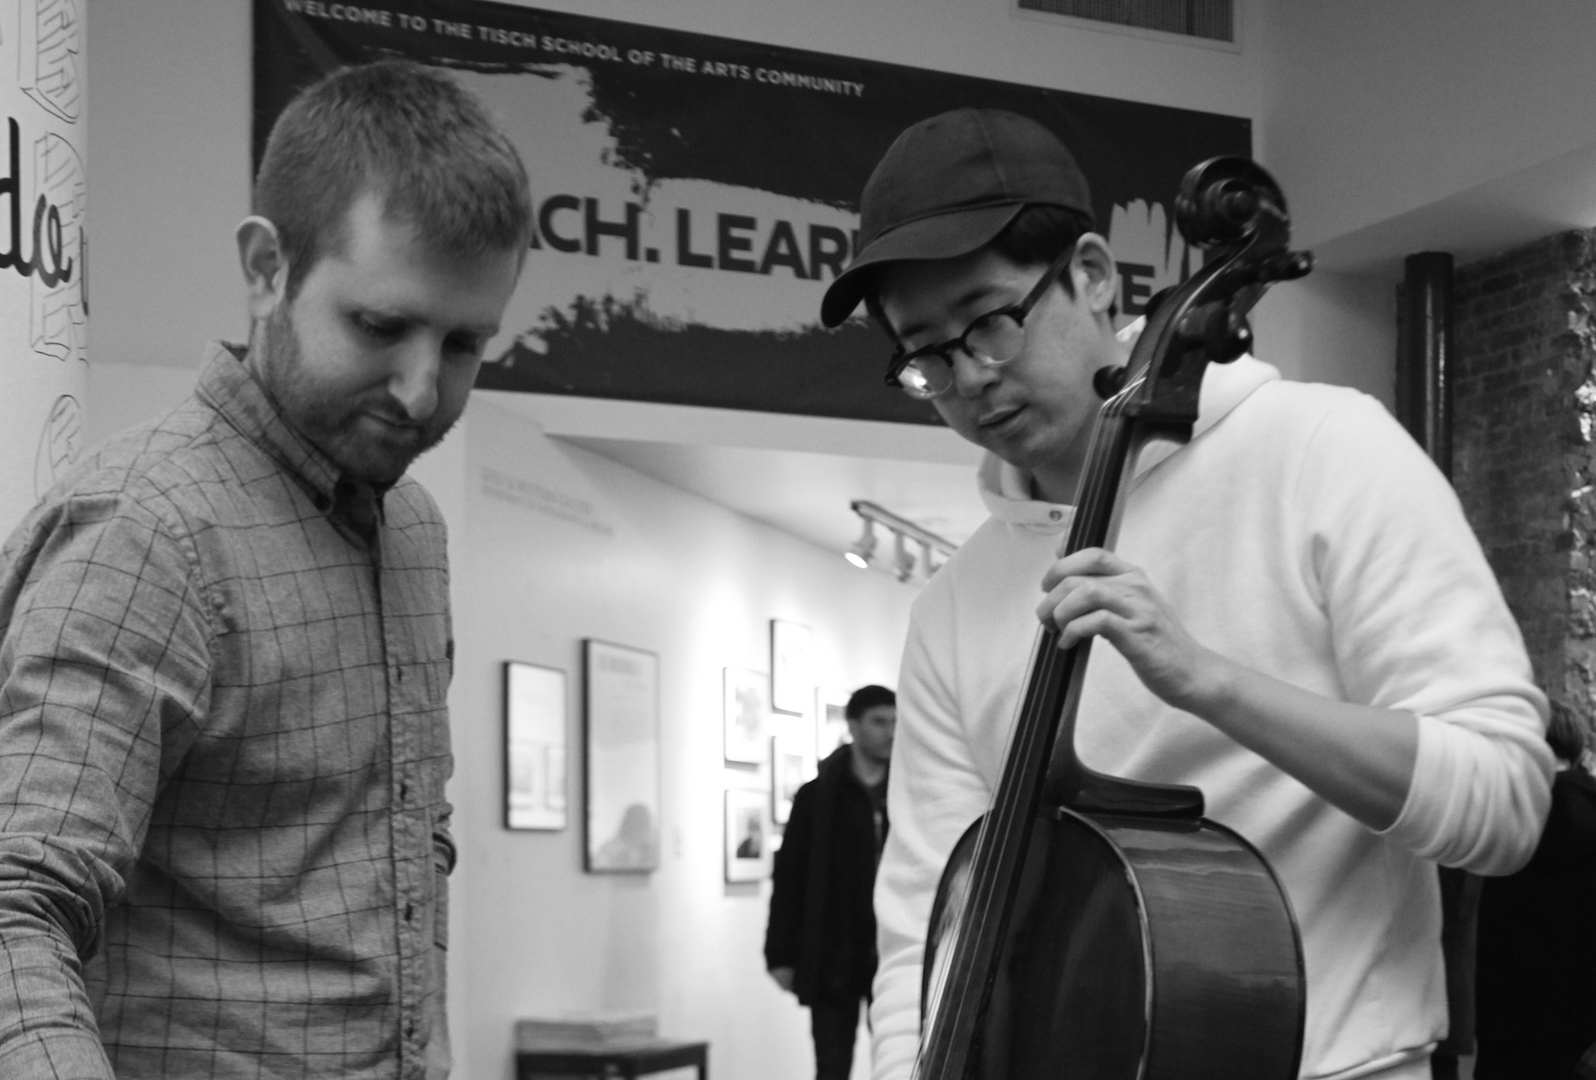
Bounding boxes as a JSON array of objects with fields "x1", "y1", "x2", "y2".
[
  {"x1": 845, "y1": 518, "x2": 877, "y2": 569},
  {"x1": 893, "y1": 531, "x2": 915, "y2": 582},
  {"x1": 845, "y1": 500, "x2": 958, "y2": 584}
]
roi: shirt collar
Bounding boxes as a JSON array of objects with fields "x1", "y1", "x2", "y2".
[{"x1": 197, "y1": 342, "x2": 388, "y2": 537}]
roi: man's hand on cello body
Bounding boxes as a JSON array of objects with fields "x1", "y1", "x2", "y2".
[{"x1": 1038, "y1": 544, "x2": 1418, "y2": 833}]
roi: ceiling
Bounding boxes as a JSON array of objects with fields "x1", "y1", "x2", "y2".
[
  {"x1": 1312, "y1": 138, "x2": 1596, "y2": 277},
  {"x1": 563, "y1": 437, "x2": 989, "y2": 556},
  {"x1": 475, "y1": 390, "x2": 990, "y2": 565}
]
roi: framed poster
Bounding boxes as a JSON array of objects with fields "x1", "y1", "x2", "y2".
[
  {"x1": 584, "y1": 640, "x2": 661, "y2": 873},
  {"x1": 725, "y1": 788, "x2": 769, "y2": 884},
  {"x1": 771, "y1": 733, "x2": 814, "y2": 826},
  {"x1": 770, "y1": 619, "x2": 813, "y2": 716},
  {"x1": 504, "y1": 661, "x2": 568, "y2": 831},
  {"x1": 724, "y1": 666, "x2": 767, "y2": 766},
  {"x1": 817, "y1": 687, "x2": 851, "y2": 760}
]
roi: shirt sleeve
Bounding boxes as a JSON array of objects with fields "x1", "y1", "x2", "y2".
[
  {"x1": 871, "y1": 586, "x2": 994, "y2": 1080},
  {"x1": 1295, "y1": 394, "x2": 1553, "y2": 875},
  {"x1": 0, "y1": 493, "x2": 213, "y2": 1079}
]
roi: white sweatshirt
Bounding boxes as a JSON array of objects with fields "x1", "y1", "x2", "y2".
[{"x1": 872, "y1": 357, "x2": 1553, "y2": 1080}]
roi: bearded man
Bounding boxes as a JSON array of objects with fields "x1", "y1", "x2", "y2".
[{"x1": 0, "y1": 60, "x2": 530, "y2": 1079}]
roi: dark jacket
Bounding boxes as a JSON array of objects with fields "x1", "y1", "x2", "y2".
[
  {"x1": 1476, "y1": 766, "x2": 1596, "y2": 1045},
  {"x1": 764, "y1": 746, "x2": 888, "y2": 1006}
]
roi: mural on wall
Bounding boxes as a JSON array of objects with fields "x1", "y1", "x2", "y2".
[
  {"x1": 252, "y1": 0, "x2": 1250, "y2": 426},
  {"x1": 0, "y1": 0, "x2": 85, "y2": 532}
]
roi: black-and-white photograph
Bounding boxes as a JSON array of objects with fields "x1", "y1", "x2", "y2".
[{"x1": 8, "y1": 1, "x2": 1579, "y2": 1078}]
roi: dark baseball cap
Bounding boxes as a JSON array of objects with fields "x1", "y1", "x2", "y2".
[{"x1": 819, "y1": 108, "x2": 1094, "y2": 328}]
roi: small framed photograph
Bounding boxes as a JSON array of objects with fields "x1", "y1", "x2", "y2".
[
  {"x1": 725, "y1": 788, "x2": 769, "y2": 884},
  {"x1": 584, "y1": 640, "x2": 661, "y2": 873},
  {"x1": 724, "y1": 667, "x2": 767, "y2": 766},
  {"x1": 770, "y1": 619, "x2": 813, "y2": 716},
  {"x1": 771, "y1": 734, "x2": 814, "y2": 825},
  {"x1": 816, "y1": 687, "x2": 851, "y2": 761},
  {"x1": 503, "y1": 661, "x2": 568, "y2": 831}
]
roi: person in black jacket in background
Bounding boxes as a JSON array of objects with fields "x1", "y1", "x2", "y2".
[
  {"x1": 766, "y1": 685, "x2": 897, "y2": 1080},
  {"x1": 1475, "y1": 700, "x2": 1596, "y2": 1079}
]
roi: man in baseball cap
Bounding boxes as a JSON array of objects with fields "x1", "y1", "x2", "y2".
[{"x1": 854, "y1": 109, "x2": 1550, "y2": 1080}]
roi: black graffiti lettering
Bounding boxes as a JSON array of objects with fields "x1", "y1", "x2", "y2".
[
  {"x1": 1118, "y1": 261, "x2": 1155, "y2": 316},
  {"x1": 586, "y1": 197, "x2": 640, "y2": 259},
  {"x1": 538, "y1": 195, "x2": 581, "y2": 253},
  {"x1": 35, "y1": 200, "x2": 66, "y2": 287},
  {"x1": 757, "y1": 220, "x2": 807, "y2": 279},
  {"x1": 808, "y1": 225, "x2": 849, "y2": 282},
  {"x1": 717, "y1": 213, "x2": 758, "y2": 273},
  {"x1": 0, "y1": 118, "x2": 73, "y2": 285},
  {"x1": 0, "y1": 119, "x2": 23, "y2": 273},
  {"x1": 676, "y1": 208, "x2": 713, "y2": 268}
]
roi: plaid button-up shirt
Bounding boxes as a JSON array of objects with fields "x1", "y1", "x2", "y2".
[{"x1": 0, "y1": 344, "x2": 456, "y2": 1079}]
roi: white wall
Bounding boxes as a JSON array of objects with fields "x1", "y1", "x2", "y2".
[
  {"x1": 438, "y1": 399, "x2": 916, "y2": 1080},
  {"x1": 1258, "y1": 0, "x2": 1596, "y2": 252},
  {"x1": 1245, "y1": 0, "x2": 1596, "y2": 405},
  {"x1": 85, "y1": 0, "x2": 252, "y2": 368},
  {"x1": 1250, "y1": 268, "x2": 1397, "y2": 407}
]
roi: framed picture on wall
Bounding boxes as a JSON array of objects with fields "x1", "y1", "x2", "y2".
[
  {"x1": 770, "y1": 734, "x2": 814, "y2": 826},
  {"x1": 817, "y1": 687, "x2": 851, "y2": 761},
  {"x1": 725, "y1": 788, "x2": 769, "y2": 884},
  {"x1": 723, "y1": 667, "x2": 767, "y2": 766},
  {"x1": 503, "y1": 661, "x2": 568, "y2": 831},
  {"x1": 584, "y1": 640, "x2": 661, "y2": 873},
  {"x1": 770, "y1": 619, "x2": 813, "y2": 716}
]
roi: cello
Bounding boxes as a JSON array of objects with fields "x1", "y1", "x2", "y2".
[{"x1": 916, "y1": 157, "x2": 1315, "y2": 1080}]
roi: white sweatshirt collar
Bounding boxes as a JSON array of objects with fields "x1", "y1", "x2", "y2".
[{"x1": 977, "y1": 321, "x2": 1281, "y2": 532}]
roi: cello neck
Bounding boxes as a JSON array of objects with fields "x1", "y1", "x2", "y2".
[{"x1": 1040, "y1": 393, "x2": 1207, "y2": 819}]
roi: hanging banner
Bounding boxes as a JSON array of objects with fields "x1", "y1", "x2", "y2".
[
  {"x1": 0, "y1": 0, "x2": 86, "y2": 534},
  {"x1": 253, "y1": 0, "x2": 1248, "y2": 425}
]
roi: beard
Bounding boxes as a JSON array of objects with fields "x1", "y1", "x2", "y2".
[{"x1": 255, "y1": 305, "x2": 456, "y2": 485}]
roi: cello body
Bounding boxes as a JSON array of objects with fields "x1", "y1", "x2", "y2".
[
  {"x1": 925, "y1": 809, "x2": 1304, "y2": 1080},
  {"x1": 910, "y1": 157, "x2": 1317, "y2": 1080}
]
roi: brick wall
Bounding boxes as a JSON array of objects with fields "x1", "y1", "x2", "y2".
[{"x1": 1451, "y1": 230, "x2": 1596, "y2": 722}]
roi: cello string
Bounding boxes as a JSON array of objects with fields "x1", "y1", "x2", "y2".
[
  {"x1": 944, "y1": 390, "x2": 1132, "y2": 935},
  {"x1": 925, "y1": 361, "x2": 1151, "y2": 1056},
  {"x1": 923, "y1": 387, "x2": 1141, "y2": 1048}
]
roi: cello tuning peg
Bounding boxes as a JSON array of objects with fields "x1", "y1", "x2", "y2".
[
  {"x1": 1259, "y1": 250, "x2": 1314, "y2": 283},
  {"x1": 1218, "y1": 317, "x2": 1253, "y2": 363},
  {"x1": 1179, "y1": 305, "x2": 1252, "y2": 364},
  {"x1": 1093, "y1": 365, "x2": 1129, "y2": 400}
]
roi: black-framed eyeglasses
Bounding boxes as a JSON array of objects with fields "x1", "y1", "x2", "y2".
[{"x1": 883, "y1": 243, "x2": 1077, "y2": 401}]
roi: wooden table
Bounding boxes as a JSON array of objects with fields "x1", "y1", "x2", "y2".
[{"x1": 517, "y1": 1039, "x2": 709, "y2": 1080}]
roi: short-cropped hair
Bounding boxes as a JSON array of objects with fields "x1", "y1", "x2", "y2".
[
  {"x1": 846, "y1": 684, "x2": 896, "y2": 721},
  {"x1": 253, "y1": 59, "x2": 533, "y2": 295},
  {"x1": 989, "y1": 204, "x2": 1093, "y2": 294}
]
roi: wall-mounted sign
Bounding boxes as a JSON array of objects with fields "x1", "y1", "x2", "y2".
[{"x1": 253, "y1": 0, "x2": 1249, "y2": 425}]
